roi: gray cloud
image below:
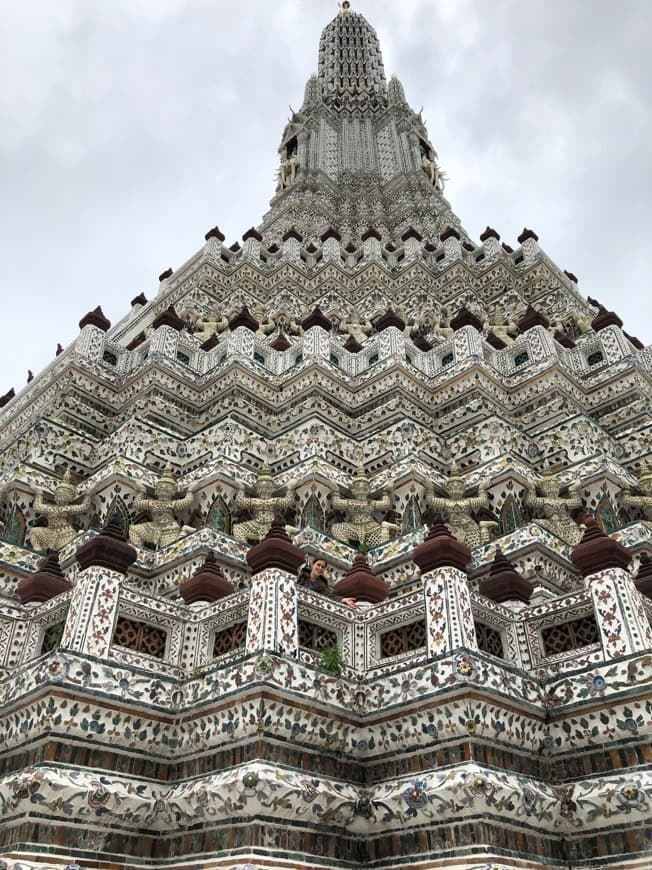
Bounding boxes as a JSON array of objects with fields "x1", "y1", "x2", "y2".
[{"x1": 1, "y1": 0, "x2": 649, "y2": 394}]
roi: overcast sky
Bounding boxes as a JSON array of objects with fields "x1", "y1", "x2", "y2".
[{"x1": 1, "y1": 0, "x2": 650, "y2": 397}]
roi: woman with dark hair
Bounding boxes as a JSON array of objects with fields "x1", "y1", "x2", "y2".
[{"x1": 298, "y1": 558, "x2": 357, "y2": 609}]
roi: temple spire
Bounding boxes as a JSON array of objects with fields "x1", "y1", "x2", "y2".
[
  {"x1": 318, "y1": 4, "x2": 388, "y2": 112},
  {"x1": 260, "y1": 5, "x2": 465, "y2": 244}
]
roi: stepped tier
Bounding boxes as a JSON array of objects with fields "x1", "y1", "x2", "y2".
[{"x1": 0, "y1": 5, "x2": 651, "y2": 870}]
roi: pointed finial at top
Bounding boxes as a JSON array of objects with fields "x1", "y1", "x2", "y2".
[{"x1": 339, "y1": 1, "x2": 351, "y2": 12}]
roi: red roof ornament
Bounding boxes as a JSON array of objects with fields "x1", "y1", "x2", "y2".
[
  {"x1": 333, "y1": 553, "x2": 388, "y2": 603},
  {"x1": 17, "y1": 551, "x2": 72, "y2": 604},
  {"x1": 570, "y1": 517, "x2": 631, "y2": 578},
  {"x1": 76, "y1": 518, "x2": 137, "y2": 576},
  {"x1": 246, "y1": 516, "x2": 305, "y2": 576},
  {"x1": 479, "y1": 548, "x2": 532, "y2": 604},
  {"x1": 152, "y1": 305, "x2": 184, "y2": 332},
  {"x1": 79, "y1": 305, "x2": 111, "y2": 332},
  {"x1": 229, "y1": 306, "x2": 260, "y2": 332},
  {"x1": 180, "y1": 552, "x2": 234, "y2": 604},
  {"x1": 413, "y1": 522, "x2": 471, "y2": 574}
]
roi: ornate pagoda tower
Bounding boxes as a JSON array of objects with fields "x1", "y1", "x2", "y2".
[{"x1": 0, "y1": 5, "x2": 650, "y2": 870}]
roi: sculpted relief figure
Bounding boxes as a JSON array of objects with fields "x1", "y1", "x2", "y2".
[
  {"x1": 278, "y1": 154, "x2": 300, "y2": 190},
  {"x1": 425, "y1": 467, "x2": 497, "y2": 547},
  {"x1": 337, "y1": 308, "x2": 373, "y2": 345},
  {"x1": 233, "y1": 465, "x2": 296, "y2": 543},
  {"x1": 258, "y1": 304, "x2": 303, "y2": 339},
  {"x1": 484, "y1": 309, "x2": 519, "y2": 345},
  {"x1": 525, "y1": 470, "x2": 583, "y2": 545},
  {"x1": 193, "y1": 309, "x2": 230, "y2": 343},
  {"x1": 329, "y1": 467, "x2": 397, "y2": 548},
  {"x1": 421, "y1": 153, "x2": 446, "y2": 192},
  {"x1": 407, "y1": 307, "x2": 439, "y2": 346},
  {"x1": 621, "y1": 468, "x2": 652, "y2": 521},
  {"x1": 129, "y1": 470, "x2": 199, "y2": 549},
  {"x1": 30, "y1": 472, "x2": 91, "y2": 553}
]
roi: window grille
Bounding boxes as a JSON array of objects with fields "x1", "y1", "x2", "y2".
[
  {"x1": 112, "y1": 617, "x2": 167, "y2": 659},
  {"x1": 475, "y1": 621, "x2": 504, "y2": 658},
  {"x1": 40, "y1": 620, "x2": 66, "y2": 655},
  {"x1": 441, "y1": 352, "x2": 454, "y2": 367},
  {"x1": 380, "y1": 619, "x2": 426, "y2": 658},
  {"x1": 298, "y1": 619, "x2": 338, "y2": 651},
  {"x1": 587, "y1": 350, "x2": 604, "y2": 366},
  {"x1": 514, "y1": 351, "x2": 529, "y2": 367},
  {"x1": 102, "y1": 350, "x2": 117, "y2": 366},
  {"x1": 212, "y1": 621, "x2": 247, "y2": 658},
  {"x1": 541, "y1": 614, "x2": 599, "y2": 656},
  {"x1": 176, "y1": 351, "x2": 190, "y2": 365}
]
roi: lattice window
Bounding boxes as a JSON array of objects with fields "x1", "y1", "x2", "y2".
[
  {"x1": 380, "y1": 619, "x2": 427, "y2": 658},
  {"x1": 514, "y1": 351, "x2": 529, "y2": 367},
  {"x1": 212, "y1": 621, "x2": 247, "y2": 658},
  {"x1": 176, "y1": 350, "x2": 190, "y2": 365},
  {"x1": 298, "y1": 619, "x2": 338, "y2": 651},
  {"x1": 40, "y1": 620, "x2": 66, "y2": 654},
  {"x1": 587, "y1": 350, "x2": 604, "y2": 366},
  {"x1": 541, "y1": 615, "x2": 599, "y2": 656},
  {"x1": 112, "y1": 617, "x2": 167, "y2": 659},
  {"x1": 441, "y1": 352, "x2": 454, "y2": 367},
  {"x1": 475, "y1": 621, "x2": 504, "y2": 659},
  {"x1": 102, "y1": 350, "x2": 117, "y2": 366},
  {"x1": 330, "y1": 353, "x2": 340, "y2": 367}
]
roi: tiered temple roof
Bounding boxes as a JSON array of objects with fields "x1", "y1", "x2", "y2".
[{"x1": 0, "y1": 5, "x2": 651, "y2": 870}]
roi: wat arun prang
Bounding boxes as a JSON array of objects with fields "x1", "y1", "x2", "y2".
[{"x1": 0, "y1": 4, "x2": 651, "y2": 869}]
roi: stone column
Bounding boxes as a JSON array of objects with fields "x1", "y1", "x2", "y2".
[
  {"x1": 321, "y1": 227, "x2": 342, "y2": 262},
  {"x1": 571, "y1": 518, "x2": 652, "y2": 659},
  {"x1": 440, "y1": 226, "x2": 461, "y2": 260},
  {"x1": 245, "y1": 518, "x2": 304, "y2": 657},
  {"x1": 516, "y1": 227, "x2": 541, "y2": 265},
  {"x1": 64, "y1": 521, "x2": 137, "y2": 658},
  {"x1": 378, "y1": 326, "x2": 405, "y2": 361},
  {"x1": 62, "y1": 565, "x2": 122, "y2": 657},
  {"x1": 361, "y1": 227, "x2": 383, "y2": 260},
  {"x1": 282, "y1": 228, "x2": 303, "y2": 263},
  {"x1": 203, "y1": 225, "x2": 225, "y2": 260},
  {"x1": 75, "y1": 306, "x2": 111, "y2": 362},
  {"x1": 245, "y1": 568, "x2": 298, "y2": 657},
  {"x1": 413, "y1": 523, "x2": 478, "y2": 656},
  {"x1": 242, "y1": 227, "x2": 262, "y2": 261}
]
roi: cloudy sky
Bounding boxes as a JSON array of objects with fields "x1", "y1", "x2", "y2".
[{"x1": 1, "y1": 0, "x2": 650, "y2": 396}]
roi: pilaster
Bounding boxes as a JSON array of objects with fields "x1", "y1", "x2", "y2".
[
  {"x1": 423, "y1": 566, "x2": 478, "y2": 656},
  {"x1": 587, "y1": 567, "x2": 652, "y2": 659},
  {"x1": 61, "y1": 565, "x2": 121, "y2": 658},
  {"x1": 245, "y1": 568, "x2": 298, "y2": 657}
]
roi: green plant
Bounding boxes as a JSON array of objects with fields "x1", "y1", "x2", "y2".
[{"x1": 319, "y1": 645, "x2": 345, "y2": 676}]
